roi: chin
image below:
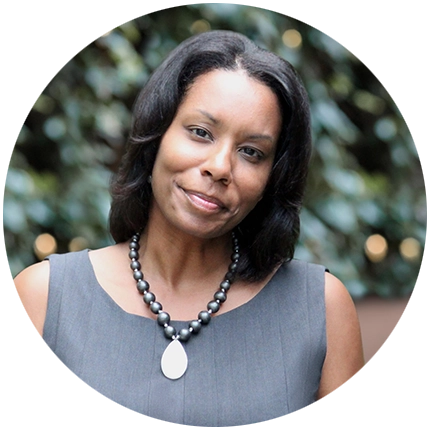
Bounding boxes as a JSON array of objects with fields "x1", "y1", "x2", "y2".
[{"x1": 173, "y1": 215, "x2": 234, "y2": 240}]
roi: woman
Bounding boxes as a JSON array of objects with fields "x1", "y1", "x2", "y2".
[{"x1": 15, "y1": 30, "x2": 363, "y2": 426}]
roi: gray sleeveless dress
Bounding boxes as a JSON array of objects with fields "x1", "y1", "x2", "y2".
[{"x1": 43, "y1": 250, "x2": 326, "y2": 426}]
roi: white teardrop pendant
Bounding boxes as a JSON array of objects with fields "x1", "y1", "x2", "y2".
[{"x1": 161, "y1": 339, "x2": 188, "y2": 380}]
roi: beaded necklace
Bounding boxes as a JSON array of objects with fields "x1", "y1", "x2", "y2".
[{"x1": 128, "y1": 232, "x2": 240, "y2": 379}]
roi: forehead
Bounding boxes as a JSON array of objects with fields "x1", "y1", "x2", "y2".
[
  {"x1": 178, "y1": 69, "x2": 281, "y2": 132},
  {"x1": 185, "y1": 68, "x2": 274, "y2": 101}
]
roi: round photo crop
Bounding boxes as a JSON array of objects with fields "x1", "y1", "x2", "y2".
[{"x1": 0, "y1": 1, "x2": 427, "y2": 424}]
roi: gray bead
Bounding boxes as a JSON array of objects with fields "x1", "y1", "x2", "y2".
[
  {"x1": 198, "y1": 311, "x2": 211, "y2": 324},
  {"x1": 220, "y1": 280, "x2": 231, "y2": 291},
  {"x1": 150, "y1": 301, "x2": 162, "y2": 314},
  {"x1": 164, "y1": 325, "x2": 176, "y2": 339},
  {"x1": 129, "y1": 241, "x2": 140, "y2": 250},
  {"x1": 189, "y1": 320, "x2": 201, "y2": 333},
  {"x1": 143, "y1": 292, "x2": 155, "y2": 304},
  {"x1": 179, "y1": 328, "x2": 191, "y2": 342},
  {"x1": 214, "y1": 290, "x2": 227, "y2": 302},
  {"x1": 229, "y1": 262, "x2": 238, "y2": 272},
  {"x1": 136, "y1": 280, "x2": 149, "y2": 293},
  {"x1": 207, "y1": 300, "x2": 220, "y2": 313},
  {"x1": 133, "y1": 270, "x2": 144, "y2": 281},
  {"x1": 225, "y1": 271, "x2": 235, "y2": 281},
  {"x1": 157, "y1": 312, "x2": 170, "y2": 326},
  {"x1": 130, "y1": 260, "x2": 141, "y2": 271},
  {"x1": 128, "y1": 249, "x2": 139, "y2": 260},
  {"x1": 231, "y1": 253, "x2": 240, "y2": 262}
]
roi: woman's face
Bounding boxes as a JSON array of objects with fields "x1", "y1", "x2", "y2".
[{"x1": 150, "y1": 69, "x2": 282, "y2": 239}]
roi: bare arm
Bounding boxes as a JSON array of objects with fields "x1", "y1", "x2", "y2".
[
  {"x1": 9, "y1": 261, "x2": 49, "y2": 337},
  {"x1": 7, "y1": 261, "x2": 49, "y2": 427},
  {"x1": 317, "y1": 272, "x2": 364, "y2": 399}
]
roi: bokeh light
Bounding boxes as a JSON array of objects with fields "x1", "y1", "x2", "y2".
[
  {"x1": 34, "y1": 233, "x2": 57, "y2": 260},
  {"x1": 365, "y1": 234, "x2": 388, "y2": 263},
  {"x1": 68, "y1": 237, "x2": 90, "y2": 252},
  {"x1": 190, "y1": 19, "x2": 211, "y2": 34},
  {"x1": 399, "y1": 237, "x2": 421, "y2": 262},
  {"x1": 282, "y1": 29, "x2": 302, "y2": 49}
]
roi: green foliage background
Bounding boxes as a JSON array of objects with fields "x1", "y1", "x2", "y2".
[{"x1": 4, "y1": 4, "x2": 426, "y2": 298}]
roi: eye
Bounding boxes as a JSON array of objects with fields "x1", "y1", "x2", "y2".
[
  {"x1": 239, "y1": 146, "x2": 264, "y2": 162},
  {"x1": 189, "y1": 127, "x2": 212, "y2": 140}
]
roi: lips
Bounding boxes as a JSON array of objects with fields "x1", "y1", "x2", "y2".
[{"x1": 180, "y1": 187, "x2": 228, "y2": 212}]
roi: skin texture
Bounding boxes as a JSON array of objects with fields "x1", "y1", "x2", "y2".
[
  {"x1": 14, "y1": 69, "x2": 364, "y2": 400},
  {"x1": 150, "y1": 69, "x2": 281, "y2": 240}
]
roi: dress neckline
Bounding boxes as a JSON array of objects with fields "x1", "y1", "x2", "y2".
[{"x1": 82, "y1": 249, "x2": 285, "y2": 325}]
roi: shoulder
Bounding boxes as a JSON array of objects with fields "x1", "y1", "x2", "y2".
[
  {"x1": 15, "y1": 259, "x2": 51, "y2": 295},
  {"x1": 323, "y1": 272, "x2": 363, "y2": 337},
  {"x1": 88, "y1": 242, "x2": 128, "y2": 265},
  {"x1": 13, "y1": 245, "x2": 124, "y2": 337},
  {"x1": 318, "y1": 272, "x2": 364, "y2": 398},
  {"x1": 14, "y1": 260, "x2": 51, "y2": 336},
  {"x1": 324, "y1": 271, "x2": 356, "y2": 311},
  {"x1": 318, "y1": 273, "x2": 371, "y2": 427},
  {"x1": 323, "y1": 271, "x2": 362, "y2": 340}
]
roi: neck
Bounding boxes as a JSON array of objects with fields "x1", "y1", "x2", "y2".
[{"x1": 139, "y1": 219, "x2": 233, "y2": 294}]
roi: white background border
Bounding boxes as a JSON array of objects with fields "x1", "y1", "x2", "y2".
[{"x1": 0, "y1": 0, "x2": 423, "y2": 424}]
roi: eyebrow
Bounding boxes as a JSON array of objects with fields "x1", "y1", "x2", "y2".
[
  {"x1": 197, "y1": 109, "x2": 276, "y2": 143},
  {"x1": 197, "y1": 109, "x2": 219, "y2": 124},
  {"x1": 247, "y1": 133, "x2": 277, "y2": 144}
]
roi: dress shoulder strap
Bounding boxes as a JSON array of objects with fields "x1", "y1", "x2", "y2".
[{"x1": 42, "y1": 250, "x2": 91, "y2": 349}]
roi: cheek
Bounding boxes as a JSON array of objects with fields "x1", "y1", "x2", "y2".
[
  {"x1": 153, "y1": 134, "x2": 199, "y2": 178},
  {"x1": 237, "y1": 169, "x2": 271, "y2": 210},
  {"x1": 152, "y1": 149, "x2": 178, "y2": 183},
  {"x1": 227, "y1": 181, "x2": 267, "y2": 230}
]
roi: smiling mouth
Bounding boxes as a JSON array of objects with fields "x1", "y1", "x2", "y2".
[{"x1": 180, "y1": 187, "x2": 227, "y2": 213}]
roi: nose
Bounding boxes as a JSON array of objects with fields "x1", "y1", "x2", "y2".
[{"x1": 200, "y1": 143, "x2": 233, "y2": 185}]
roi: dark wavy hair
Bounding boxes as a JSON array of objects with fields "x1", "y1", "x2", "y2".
[{"x1": 109, "y1": 30, "x2": 312, "y2": 281}]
